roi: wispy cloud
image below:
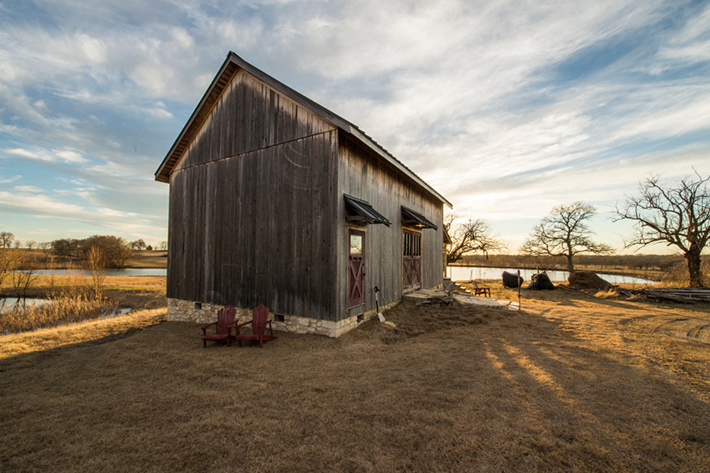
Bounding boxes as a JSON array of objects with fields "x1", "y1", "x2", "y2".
[
  {"x1": 0, "y1": 173, "x2": 21, "y2": 184},
  {"x1": 0, "y1": 187, "x2": 161, "y2": 235},
  {"x1": 0, "y1": 0, "x2": 708, "y2": 248},
  {"x1": 4, "y1": 147, "x2": 89, "y2": 164}
]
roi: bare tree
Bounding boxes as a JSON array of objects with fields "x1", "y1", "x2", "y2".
[
  {"x1": 130, "y1": 239, "x2": 147, "y2": 250},
  {"x1": 9, "y1": 251, "x2": 36, "y2": 318},
  {"x1": 0, "y1": 248, "x2": 16, "y2": 287},
  {"x1": 84, "y1": 246, "x2": 107, "y2": 299},
  {"x1": 80, "y1": 235, "x2": 133, "y2": 268},
  {"x1": 444, "y1": 215, "x2": 505, "y2": 265},
  {"x1": 615, "y1": 171, "x2": 710, "y2": 287},
  {"x1": 39, "y1": 242, "x2": 53, "y2": 262},
  {"x1": 0, "y1": 232, "x2": 14, "y2": 248},
  {"x1": 13, "y1": 239, "x2": 21, "y2": 249},
  {"x1": 158, "y1": 240, "x2": 168, "y2": 251},
  {"x1": 521, "y1": 202, "x2": 613, "y2": 273},
  {"x1": 26, "y1": 240, "x2": 37, "y2": 250},
  {"x1": 51, "y1": 238, "x2": 81, "y2": 259}
]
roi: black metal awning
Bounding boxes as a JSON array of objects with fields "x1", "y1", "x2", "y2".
[
  {"x1": 344, "y1": 194, "x2": 391, "y2": 226},
  {"x1": 401, "y1": 206, "x2": 438, "y2": 230}
]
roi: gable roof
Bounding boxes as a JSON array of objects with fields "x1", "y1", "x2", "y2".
[{"x1": 155, "y1": 51, "x2": 451, "y2": 207}]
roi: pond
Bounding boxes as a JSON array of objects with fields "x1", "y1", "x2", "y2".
[
  {"x1": 446, "y1": 266, "x2": 656, "y2": 285},
  {"x1": 29, "y1": 268, "x2": 167, "y2": 277},
  {"x1": 0, "y1": 297, "x2": 52, "y2": 312}
]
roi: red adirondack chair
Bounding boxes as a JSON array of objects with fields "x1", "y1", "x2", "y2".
[
  {"x1": 201, "y1": 306, "x2": 237, "y2": 348},
  {"x1": 235, "y1": 304, "x2": 277, "y2": 348},
  {"x1": 472, "y1": 281, "x2": 491, "y2": 297}
]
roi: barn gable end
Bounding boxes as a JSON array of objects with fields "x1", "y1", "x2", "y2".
[
  {"x1": 173, "y1": 69, "x2": 335, "y2": 173},
  {"x1": 166, "y1": 67, "x2": 340, "y2": 323}
]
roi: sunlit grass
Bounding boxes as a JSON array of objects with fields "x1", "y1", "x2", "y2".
[
  {"x1": 0, "y1": 308, "x2": 166, "y2": 359},
  {"x1": 2, "y1": 287, "x2": 710, "y2": 471}
]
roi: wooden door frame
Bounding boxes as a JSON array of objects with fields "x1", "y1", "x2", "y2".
[
  {"x1": 402, "y1": 227, "x2": 422, "y2": 291},
  {"x1": 348, "y1": 228, "x2": 366, "y2": 307}
]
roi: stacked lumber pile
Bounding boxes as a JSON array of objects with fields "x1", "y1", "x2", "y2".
[{"x1": 617, "y1": 288, "x2": 710, "y2": 304}]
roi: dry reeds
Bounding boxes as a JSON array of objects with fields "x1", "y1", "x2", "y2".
[
  {"x1": 1, "y1": 293, "x2": 118, "y2": 334},
  {"x1": 594, "y1": 288, "x2": 620, "y2": 299}
]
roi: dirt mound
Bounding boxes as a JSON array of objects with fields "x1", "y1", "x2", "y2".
[
  {"x1": 370, "y1": 298, "x2": 510, "y2": 344},
  {"x1": 568, "y1": 271, "x2": 613, "y2": 291}
]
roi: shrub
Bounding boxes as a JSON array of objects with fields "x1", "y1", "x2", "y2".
[{"x1": 80, "y1": 235, "x2": 133, "y2": 268}]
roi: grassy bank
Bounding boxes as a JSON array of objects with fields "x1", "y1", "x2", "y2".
[
  {"x1": 1, "y1": 275, "x2": 167, "y2": 334},
  {"x1": 1, "y1": 283, "x2": 709, "y2": 471}
]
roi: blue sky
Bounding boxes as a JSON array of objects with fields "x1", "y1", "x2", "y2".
[{"x1": 1, "y1": 0, "x2": 709, "y2": 252}]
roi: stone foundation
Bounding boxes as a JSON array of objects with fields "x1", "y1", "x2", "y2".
[{"x1": 167, "y1": 298, "x2": 401, "y2": 338}]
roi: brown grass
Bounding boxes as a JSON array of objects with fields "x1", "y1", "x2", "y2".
[
  {"x1": 1, "y1": 276, "x2": 167, "y2": 334},
  {"x1": 1, "y1": 284, "x2": 710, "y2": 472},
  {"x1": 0, "y1": 308, "x2": 167, "y2": 359},
  {"x1": 0, "y1": 294, "x2": 118, "y2": 333},
  {"x1": 124, "y1": 250, "x2": 168, "y2": 268}
]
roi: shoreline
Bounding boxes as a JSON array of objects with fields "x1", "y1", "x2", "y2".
[{"x1": 447, "y1": 263, "x2": 664, "y2": 281}]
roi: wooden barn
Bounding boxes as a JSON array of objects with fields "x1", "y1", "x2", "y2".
[{"x1": 155, "y1": 52, "x2": 451, "y2": 337}]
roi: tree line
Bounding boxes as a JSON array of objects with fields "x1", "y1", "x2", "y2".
[
  {"x1": 446, "y1": 170, "x2": 710, "y2": 287},
  {"x1": 0, "y1": 234, "x2": 169, "y2": 270},
  {"x1": 0, "y1": 232, "x2": 168, "y2": 254},
  {"x1": 458, "y1": 253, "x2": 687, "y2": 273}
]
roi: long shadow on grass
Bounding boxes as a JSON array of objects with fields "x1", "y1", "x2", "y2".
[
  {"x1": 2, "y1": 313, "x2": 710, "y2": 472},
  {"x1": 480, "y1": 324, "x2": 708, "y2": 469},
  {"x1": 0, "y1": 322, "x2": 163, "y2": 370},
  {"x1": 520, "y1": 288, "x2": 654, "y2": 312},
  {"x1": 361, "y1": 303, "x2": 710, "y2": 471}
]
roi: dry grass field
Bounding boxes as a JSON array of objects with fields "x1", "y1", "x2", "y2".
[{"x1": 1, "y1": 282, "x2": 710, "y2": 472}]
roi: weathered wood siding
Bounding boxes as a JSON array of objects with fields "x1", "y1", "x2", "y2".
[
  {"x1": 336, "y1": 134, "x2": 444, "y2": 318},
  {"x1": 168, "y1": 72, "x2": 339, "y2": 320},
  {"x1": 174, "y1": 70, "x2": 334, "y2": 172}
]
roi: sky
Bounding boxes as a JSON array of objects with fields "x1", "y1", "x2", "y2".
[{"x1": 1, "y1": 0, "x2": 709, "y2": 253}]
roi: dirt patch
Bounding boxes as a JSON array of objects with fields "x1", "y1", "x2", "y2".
[
  {"x1": 652, "y1": 317, "x2": 710, "y2": 344},
  {"x1": 568, "y1": 271, "x2": 613, "y2": 291},
  {"x1": 370, "y1": 298, "x2": 509, "y2": 342}
]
